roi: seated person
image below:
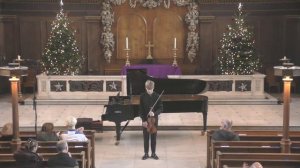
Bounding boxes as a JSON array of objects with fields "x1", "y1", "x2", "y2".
[
  {"x1": 47, "y1": 140, "x2": 79, "y2": 168},
  {"x1": 60, "y1": 116, "x2": 88, "y2": 142},
  {"x1": 14, "y1": 138, "x2": 43, "y2": 168},
  {"x1": 37, "y1": 122, "x2": 59, "y2": 141},
  {"x1": 212, "y1": 119, "x2": 240, "y2": 141},
  {"x1": 0, "y1": 123, "x2": 13, "y2": 141},
  {"x1": 243, "y1": 162, "x2": 263, "y2": 168}
]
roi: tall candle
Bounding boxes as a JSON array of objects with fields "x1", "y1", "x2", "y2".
[
  {"x1": 17, "y1": 55, "x2": 21, "y2": 60},
  {"x1": 174, "y1": 38, "x2": 177, "y2": 49},
  {"x1": 126, "y1": 37, "x2": 129, "y2": 49}
]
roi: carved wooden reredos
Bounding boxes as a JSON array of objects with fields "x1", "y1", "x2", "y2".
[
  {"x1": 0, "y1": 0, "x2": 300, "y2": 77},
  {"x1": 101, "y1": 0, "x2": 199, "y2": 65}
]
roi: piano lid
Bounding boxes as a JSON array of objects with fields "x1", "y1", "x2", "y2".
[{"x1": 126, "y1": 69, "x2": 207, "y2": 95}]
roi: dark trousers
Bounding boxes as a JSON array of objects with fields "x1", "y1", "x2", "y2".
[{"x1": 143, "y1": 119, "x2": 158, "y2": 154}]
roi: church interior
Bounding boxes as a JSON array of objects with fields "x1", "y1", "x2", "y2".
[{"x1": 1, "y1": 0, "x2": 300, "y2": 168}]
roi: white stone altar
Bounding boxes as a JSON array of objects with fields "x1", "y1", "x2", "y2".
[{"x1": 34, "y1": 73, "x2": 277, "y2": 105}]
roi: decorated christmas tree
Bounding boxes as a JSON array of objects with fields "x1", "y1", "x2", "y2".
[
  {"x1": 217, "y1": 3, "x2": 261, "y2": 75},
  {"x1": 41, "y1": 1, "x2": 85, "y2": 75}
]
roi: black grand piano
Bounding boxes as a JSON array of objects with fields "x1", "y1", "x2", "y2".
[{"x1": 102, "y1": 69, "x2": 208, "y2": 143}]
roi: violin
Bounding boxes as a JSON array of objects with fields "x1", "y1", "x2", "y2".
[{"x1": 147, "y1": 116, "x2": 157, "y2": 134}]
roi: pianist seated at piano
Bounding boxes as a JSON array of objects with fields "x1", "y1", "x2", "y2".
[{"x1": 211, "y1": 119, "x2": 240, "y2": 141}]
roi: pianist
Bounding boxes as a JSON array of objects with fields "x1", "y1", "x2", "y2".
[{"x1": 140, "y1": 80, "x2": 163, "y2": 160}]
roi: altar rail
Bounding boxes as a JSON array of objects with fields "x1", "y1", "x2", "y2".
[
  {"x1": 37, "y1": 74, "x2": 127, "y2": 101},
  {"x1": 168, "y1": 73, "x2": 266, "y2": 99},
  {"x1": 36, "y1": 73, "x2": 272, "y2": 105}
]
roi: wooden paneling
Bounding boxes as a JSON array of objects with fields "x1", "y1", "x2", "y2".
[
  {"x1": 19, "y1": 18, "x2": 42, "y2": 60},
  {"x1": 198, "y1": 16, "x2": 215, "y2": 74},
  {"x1": 0, "y1": 1, "x2": 299, "y2": 79},
  {"x1": 153, "y1": 11, "x2": 185, "y2": 60},
  {"x1": 113, "y1": 3, "x2": 187, "y2": 64},
  {"x1": 285, "y1": 16, "x2": 300, "y2": 66},
  {"x1": 86, "y1": 16, "x2": 102, "y2": 74},
  {"x1": 116, "y1": 14, "x2": 147, "y2": 60}
]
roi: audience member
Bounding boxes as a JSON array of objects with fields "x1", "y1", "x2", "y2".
[
  {"x1": 37, "y1": 122, "x2": 59, "y2": 141},
  {"x1": 13, "y1": 138, "x2": 43, "y2": 168},
  {"x1": 0, "y1": 123, "x2": 13, "y2": 141},
  {"x1": 243, "y1": 162, "x2": 263, "y2": 168},
  {"x1": 212, "y1": 119, "x2": 240, "y2": 141},
  {"x1": 47, "y1": 140, "x2": 79, "y2": 168},
  {"x1": 60, "y1": 116, "x2": 88, "y2": 142}
]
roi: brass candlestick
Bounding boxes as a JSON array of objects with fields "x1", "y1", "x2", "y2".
[
  {"x1": 124, "y1": 48, "x2": 131, "y2": 66},
  {"x1": 13, "y1": 58, "x2": 24, "y2": 102},
  {"x1": 172, "y1": 48, "x2": 178, "y2": 67}
]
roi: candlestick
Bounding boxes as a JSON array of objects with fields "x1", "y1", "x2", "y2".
[
  {"x1": 174, "y1": 38, "x2": 177, "y2": 49},
  {"x1": 172, "y1": 48, "x2": 178, "y2": 67},
  {"x1": 124, "y1": 48, "x2": 130, "y2": 66},
  {"x1": 126, "y1": 37, "x2": 129, "y2": 49}
]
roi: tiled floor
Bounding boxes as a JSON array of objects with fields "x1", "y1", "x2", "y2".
[{"x1": 1, "y1": 93, "x2": 300, "y2": 168}]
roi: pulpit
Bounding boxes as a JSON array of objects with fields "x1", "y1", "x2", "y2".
[
  {"x1": 121, "y1": 64, "x2": 181, "y2": 78},
  {"x1": 0, "y1": 65, "x2": 28, "y2": 151}
]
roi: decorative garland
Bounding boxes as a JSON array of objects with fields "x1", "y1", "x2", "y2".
[{"x1": 100, "y1": 0, "x2": 199, "y2": 63}]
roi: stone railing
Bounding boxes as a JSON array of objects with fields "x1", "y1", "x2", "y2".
[
  {"x1": 36, "y1": 73, "x2": 266, "y2": 104},
  {"x1": 168, "y1": 73, "x2": 266, "y2": 99},
  {"x1": 37, "y1": 74, "x2": 126, "y2": 101}
]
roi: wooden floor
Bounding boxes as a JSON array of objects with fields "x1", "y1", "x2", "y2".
[{"x1": 1, "y1": 93, "x2": 300, "y2": 168}]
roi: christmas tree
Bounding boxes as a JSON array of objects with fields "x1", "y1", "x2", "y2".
[
  {"x1": 41, "y1": 1, "x2": 85, "y2": 75},
  {"x1": 217, "y1": 3, "x2": 261, "y2": 75}
]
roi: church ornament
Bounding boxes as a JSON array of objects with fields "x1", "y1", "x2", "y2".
[
  {"x1": 185, "y1": 2, "x2": 199, "y2": 63},
  {"x1": 101, "y1": 0, "x2": 199, "y2": 63},
  {"x1": 100, "y1": 1, "x2": 115, "y2": 63}
]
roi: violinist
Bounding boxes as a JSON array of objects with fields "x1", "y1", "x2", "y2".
[{"x1": 140, "y1": 80, "x2": 163, "y2": 160}]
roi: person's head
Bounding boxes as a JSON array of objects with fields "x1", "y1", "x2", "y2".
[
  {"x1": 24, "y1": 138, "x2": 38, "y2": 152},
  {"x1": 220, "y1": 119, "x2": 233, "y2": 130},
  {"x1": 41, "y1": 122, "x2": 54, "y2": 133},
  {"x1": 250, "y1": 162, "x2": 263, "y2": 168},
  {"x1": 56, "y1": 140, "x2": 68, "y2": 153},
  {"x1": 1, "y1": 123, "x2": 13, "y2": 136},
  {"x1": 65, "y1": 116, "x2": 77, "y2": 129},
  {"x1": 145, "y1": 80, "x2": 155, "y2": 95}
]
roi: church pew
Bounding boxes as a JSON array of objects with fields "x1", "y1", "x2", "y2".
[
  {"x1": 210, "y1": 141, "x2": 281, "y2": 168},
  {"x1": 19, "y1": 130, "x2": 96, "y2": 168},
  {"x1": 0, "y1": 141, "x2": 91, "y2": 168},
  {"x1": 215, "y1": 151, "x2": 300, "y2": 168},
  {"x1": 206, "y1": 130, "x2": 300, "y2": 168},
  {"x1": 0, "y1": 151, "x2": 85, "y2": 168}
]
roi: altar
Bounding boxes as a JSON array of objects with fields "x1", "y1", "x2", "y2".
[{"x1": 121, "y1": 64, "x2": 181, "y2": 78}]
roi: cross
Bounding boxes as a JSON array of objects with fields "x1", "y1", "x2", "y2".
[{"x1": 145, "y1": 41, "x2": 154, "y2": 59}]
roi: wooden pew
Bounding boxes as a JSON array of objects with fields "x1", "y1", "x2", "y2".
[
  {"x1": 206, "y1": 130, "x2": 300, "y2": 168},
  {"x1": 0, "y1": 141, "x2": 91, "y2": 168},
  {"x1": 19, "y1": 130, "x2": 96, "y2": 168},
  {"x1": 210, "y1": 141, "x2": 281, "y2": 168},
  {"x1": 216, "y1": 151, "x2": 300, "y2": 168},
  {"x1": 0, "y1": 151, "x2": 85, "y2": 168}
]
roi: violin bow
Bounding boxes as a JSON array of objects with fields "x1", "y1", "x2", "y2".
[{"x1": 148, "y1": 90, "x2": 164, "y2": 115}]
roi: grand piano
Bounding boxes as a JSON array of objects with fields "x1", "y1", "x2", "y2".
[{"x1": 102, "y1": 69, "x2": 208, "y2": 143}]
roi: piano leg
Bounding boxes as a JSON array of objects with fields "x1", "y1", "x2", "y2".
[
  {"x1": 115, "y1": 121, "x2": 131, "y2": 145},
  {"x1": 115, "y1": 122, "x2": 121, "y2": 142},
  {"x1": 202, "y1": 112, "x2": 207, "y2": 135}
]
